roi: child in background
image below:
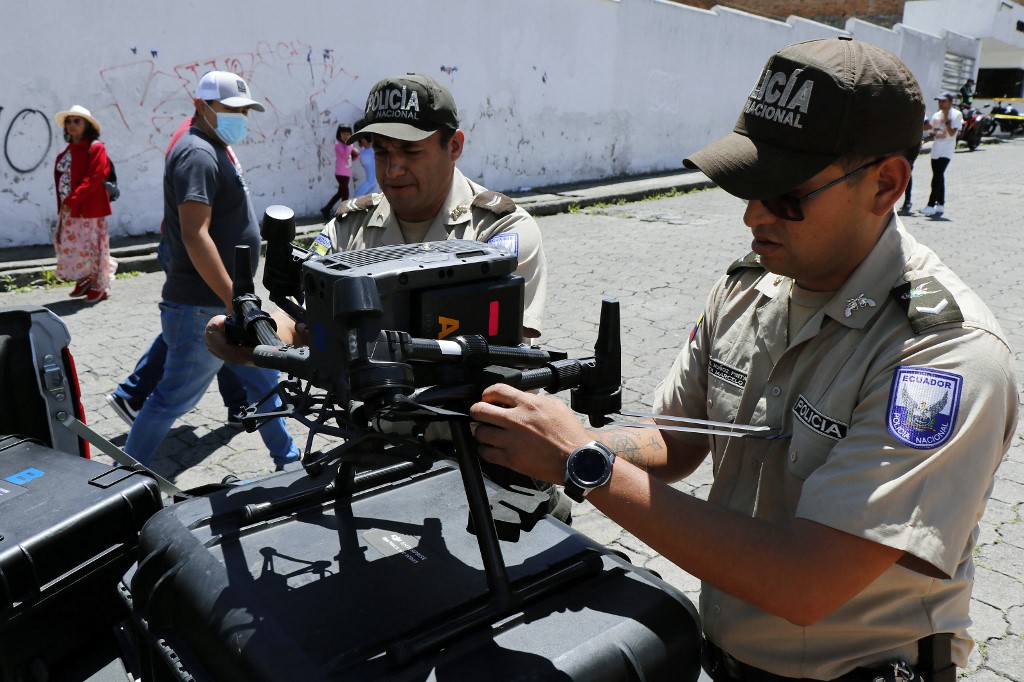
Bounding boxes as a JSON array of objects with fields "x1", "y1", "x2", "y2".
[{"x1": 320, "y1": 124, "x2": 359, "y2": 220}]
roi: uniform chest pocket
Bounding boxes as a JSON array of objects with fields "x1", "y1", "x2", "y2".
[
  {"x1": 786, "y1": 396, "x2": 848, "y2": 479},
  {"x1": 785, "y1": 430, "x2": 837, "y2": 480}
]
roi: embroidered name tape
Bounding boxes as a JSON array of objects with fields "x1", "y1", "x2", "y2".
[
  {"x1": 886, "y1": 366, "x2": 962, "y2": 450},
  {"x1": 708, "y1": 358, "x2": 746, "y2": 388}
]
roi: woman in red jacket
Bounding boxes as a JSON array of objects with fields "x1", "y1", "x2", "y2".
[{"x1": 53, "y1": 105, "x2": 115, "y2": 302}]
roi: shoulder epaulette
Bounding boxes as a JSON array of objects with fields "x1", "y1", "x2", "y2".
[
  {"x1": 726, "y1": 252, "x2": 765, "y2": 275},
  {"x1": 334, "y1": 193, "x2": 378, "y2": 218},
  {"x1": 891, "y1": 276, "x2": 964, "y2": 334},
  {"x1": 471, "y1": 191, "x2": 518, "y2": 217}
]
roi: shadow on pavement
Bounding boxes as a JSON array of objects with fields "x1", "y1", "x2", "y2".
[{"x1": 153, "y1": 423, "x2": 267, "y2": 479}]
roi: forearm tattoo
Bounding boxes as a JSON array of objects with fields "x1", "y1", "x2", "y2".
[{"x1": 599, "y1": 430, "x2": 664, "y2": 472}]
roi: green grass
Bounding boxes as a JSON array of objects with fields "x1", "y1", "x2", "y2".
[
  {"x1": 643, "y1": 186, "x2": 708, "y2": 201},
  {"x1": 589, "y1": 198, "x2": 629, "y2": 209},
  {"x1": 38, "y1": 270, "x2": 61, "y2": 288},
  {"x1": 565, "y1": 186, "x2": 709, "y2": 215},
  {"x1": 0, "y1": 269, "x2": 146, "y2": 294}
]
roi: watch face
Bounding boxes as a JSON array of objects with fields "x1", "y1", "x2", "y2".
[{"x1": 568, "y1": 447, "x2": 608, "y2": 487}]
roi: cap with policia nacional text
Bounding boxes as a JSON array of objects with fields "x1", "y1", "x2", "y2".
[
  {"x1": 683, "y1": 38, "x2": 925, "y2": 200},
  {"x1": 350, "y1": 73, "x2": 459, "y2": 143},
  {"x1": 195, "y1": 71, "x2": 265, "y2": 112}
]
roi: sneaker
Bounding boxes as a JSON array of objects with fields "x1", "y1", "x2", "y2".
[
  {"x1": 106, "y1": 393, "x2": 141, "y2": 426},
  {"x1": 274, "y1": 447, "x2": 302, "y2": 472},
  {"x1": 898, "y1": 202, "x2": 912, "y2": 215},
  {"x1": 84, "y1": 288, "x2": 108, "y2": 302},
  {"x1": 69, "y1": 277, "x2": 92, "y2": 298},
  {"x1": 920, "y1": 205, "x2": 937, "y2": 216},
  {"x1": 932, "y1": 204, "x2": 944, "y2": 216},
  {"x1": 227, "y1": 407, "x2": 246, "y2": 428},
  {"x1": 320, "y1": 206, "x2": 331, "y2": 221}
]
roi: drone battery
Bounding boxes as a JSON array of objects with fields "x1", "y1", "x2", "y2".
[
  {"x1": 128, "y1": 463, "x2": 702, "y2": 681},
  {"x1": 0, "y1": 436, "x2": 162, "y2": 678}
]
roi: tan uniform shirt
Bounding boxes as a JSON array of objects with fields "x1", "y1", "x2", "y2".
[
  {"x1": 653, "y1": 217, "x2": 1017, "y2": 678},
  {"x1": 312, "y1": 168, "x2": 547, "y2": 335}
]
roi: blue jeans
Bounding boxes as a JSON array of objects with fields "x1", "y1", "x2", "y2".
[
  {"x1": 113, "y1": 333, "x2": 247, "y2": 411},
  {"x1": 124, "y1": 301, "x2": 300, "y2": 468},
  {"x1": 114, "y1": 239, "x2": 246, "y2": 411}
]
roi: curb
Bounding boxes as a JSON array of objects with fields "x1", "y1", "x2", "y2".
[{"x1": 0, "y1": 170, "x2": 714, "y2": 290}]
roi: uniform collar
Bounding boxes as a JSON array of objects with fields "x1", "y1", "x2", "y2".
[
  {"x1": 753, "y1": 214, "x2": 909, "y2": 330},
  {"x1": 439, "y1": 167, "x2": 475, "y2": 227},
  {"x1": 369, "y1": 167, "x2": 472, "y2": 240},
  {"x1": 822, "y1": 214, "x2": 907, "y2": 329}
]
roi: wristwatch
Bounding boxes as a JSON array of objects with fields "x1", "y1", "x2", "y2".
[{"x1": 563, "y1": 441, "x2": 616, "y2": 502}]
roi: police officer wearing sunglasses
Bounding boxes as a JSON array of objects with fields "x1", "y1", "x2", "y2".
[{"x1": 471, "y1": 38, "x2": 1017, "y2": 681}]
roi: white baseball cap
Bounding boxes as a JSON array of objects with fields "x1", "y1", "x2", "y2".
[{"x1": 195, "y1": 71, "x2": 265, "y2": 112}]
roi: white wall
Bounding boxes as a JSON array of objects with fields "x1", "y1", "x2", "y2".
[
  {"x1": 0, "y1": 0, "x2": 977, "y2": 248},
  {"x1": 906, "y1": 0, "x2": 1024, "y2": 50}
]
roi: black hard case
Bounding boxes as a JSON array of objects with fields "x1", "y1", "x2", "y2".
[
  {"x1": 0, "y1": 436, "x2": 163, "y2": 678},
  {"x1": 129, "y1": 463, "x2": 702, "y2": 681},
  {"x1": 0, "y1": 305, "x2": 88, "y2": 457}
]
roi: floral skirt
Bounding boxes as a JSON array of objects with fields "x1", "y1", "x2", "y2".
[{"x1": 54, "y1": 209, "x2": 117, "y2": 292}]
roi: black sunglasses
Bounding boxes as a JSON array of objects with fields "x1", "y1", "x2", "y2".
[
  {"x1": 759, "y1": 157, "x2": 886, "y2": 222},
  {"x1": 65, "y1": 117, "x2": 84, "y2": 125}
]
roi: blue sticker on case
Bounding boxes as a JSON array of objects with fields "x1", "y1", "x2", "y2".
[{"x1": 886, "y1": 366, "x2": 962, "y2": 450}]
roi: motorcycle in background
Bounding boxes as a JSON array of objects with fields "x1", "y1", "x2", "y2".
[
  {"x1": 981, "y1": 101, "x2": 1024, "y2": 137},
  {"x1": 957, "y1": 101, "x2": 986, "y2": 151}
]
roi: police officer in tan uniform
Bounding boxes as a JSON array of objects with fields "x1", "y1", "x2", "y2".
[
  {"x1": 206, "y1": 72, "x2": 567, "y2": 520},
  {"x1": 470, "y1": 39, "x2": 1017, "y2": 681},
  {"x1": 308, "y1": 73, "x2": 546, "y2": 338}
]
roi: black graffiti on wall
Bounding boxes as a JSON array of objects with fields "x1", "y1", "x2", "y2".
[{"x1": 1, "y1": 106, "x2": 53, "y2": 174}]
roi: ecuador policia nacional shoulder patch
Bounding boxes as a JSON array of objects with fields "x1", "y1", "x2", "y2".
[
  {"x1": 891, "y1": 276, "x2": 964, "y2": 334},
  {"x1": 487, "y1": 233, "x2": 519, "y2": 257},
  {"x1": 886, "y1": 366, "x2": 962, "y2": 449},
  {"x1": 471, "y1": 191, "x2": 517, "y2": 217}
]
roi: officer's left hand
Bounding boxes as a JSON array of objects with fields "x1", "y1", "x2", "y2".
[
  {"x1": 205, "y1": 314, "x2": 256, "y2": 366},
  {"x1": 471, "y1": 384, "x2": 590, "y2": 485}
]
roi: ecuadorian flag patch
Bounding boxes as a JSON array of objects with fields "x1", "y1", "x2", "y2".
[{"x1": 310, "y1": 233, "x2": 332, "y2": 256}]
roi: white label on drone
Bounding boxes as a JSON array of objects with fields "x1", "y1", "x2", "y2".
[{"x1": 437, "y1": 340, "x2": 462, "y2": 355}]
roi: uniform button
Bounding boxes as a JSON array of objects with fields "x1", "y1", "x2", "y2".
[
  {"x1": 770, "y1": 386, "x2": 782, "y2": 397},
  {"x1": 713, "y1": 604, "x2": 722, "y2": 615},
  {"x1": 790, "y1": 451, "x2": 798, "y2": 462}
]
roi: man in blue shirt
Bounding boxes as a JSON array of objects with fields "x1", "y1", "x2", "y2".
[{"x1": 124, "y1": 71, "x2": 299, "y2": 470}]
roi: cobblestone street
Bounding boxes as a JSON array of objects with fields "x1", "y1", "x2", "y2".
[{"x1": 2, "y1": 138, "x2": 1022, "y2": 678}]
